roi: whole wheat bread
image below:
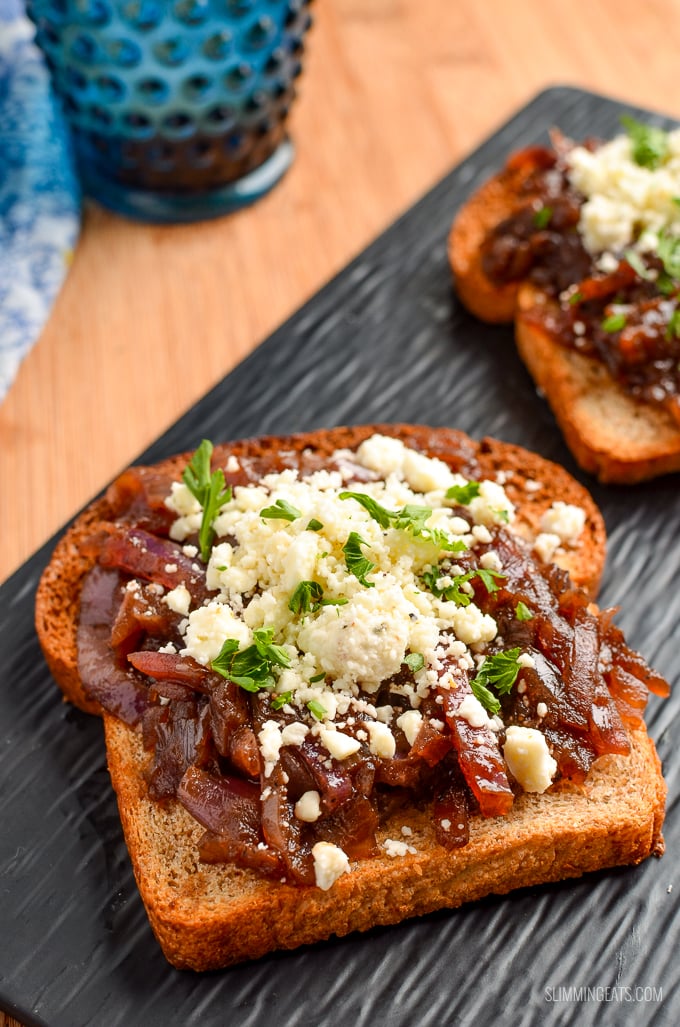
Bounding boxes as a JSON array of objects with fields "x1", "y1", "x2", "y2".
[
  {"x1": 448, "y1": 149, "x2": 680, "y2": 483},
  {"x1": 35, "y1": 424, "x2": 666, "y2": 970}
]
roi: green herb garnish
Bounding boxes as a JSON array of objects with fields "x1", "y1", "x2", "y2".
[
  {"x1": 666, "y1": 307, "x2": 680, "y2": 341},
  {"x1": 182, "y1": 439, "x2": 232, "y2": 562},
  {"x1": 621, "y1": 114, "x2": 670, "y2": 169},
  {"x1": 657, "y1": 231, "x2": 680, "y2": 280},
  {"x1": 309, "y1": 671, "x2": 326, "y2": 684},
  {"x1": 475, "y1": 568, "x2": 506, "y2": 593},
  {"x1": 260, "y1": 498, "x2": 302, "y2": 521},
  {"x1": 288, "y1": 580, "x2": 348, "y2": 615},
  {"x1": 271, "y1": 691, "x2": 293, "y2": 710},
  {"x1": 469, "y1": 647, "x2": 522, "y2": 715},
  {"x1": 515, "y1": 601, "x2": 533, "y2": 622},
  {"x1": 342, "y1": 531, "x2": 375, "y2": 587},
  {"x1": 307, "y1": 699, "x2": 327, "y2": 721},
  {"x1": 403, "y1": 652, "x2": 425, "y2": 673},
  {"x1": 533, "y1": 205, "x2": 553, "y2": 229},
  {"x1": 339, "y1": 492, "x2": 468, "y2": 553},
  {"x1": 601, "y1": 312, "x2": 627, "y2": 333},
  {"x1": 445, "y1": 481, "x2": 481, "y2": 505},
  {"x1": 568, "y1": 290, "x2": 584, "y2": 306},
  {"x1": 624, "y1": 248, "x2": 653, "y2": 281},
  {"x1": 211, "y1": 627, "x2": 291, "y2": 692},
  {"x1": 306, "y1": 518, "x2": 324, "y2": 531},
  {"x1": 421, "y1": 564, "x2": 505, "y2": 605}
]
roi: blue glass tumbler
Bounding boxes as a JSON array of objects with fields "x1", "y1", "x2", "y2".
[{"x1": 25, "y1": 0, "x2": 313, "y2": 222}]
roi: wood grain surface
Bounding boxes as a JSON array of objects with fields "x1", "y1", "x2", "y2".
[{"x1": 3, "y1": 1, "x2": 680, "y2": 1024}]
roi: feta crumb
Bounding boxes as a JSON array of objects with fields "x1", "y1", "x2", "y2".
[
  {"x1": 401, "y1": 825, "x2": 413, "y2": 837},
  {"x1": 540, "y1": 501, "x2": 586, "y2": 547},
  {"x1": 366, "y1": 720, "x2": 396, "y2": 758},
  {"x1": 480, "y1": 550, "x2": 503, "y2": 572},
  {"x1": 536, "y1": 701, "x2": 548, "y2": 719},
  {"x1": 517, "y1": 652, "x2": 536, "y2": 670},
  {"x1": 294, "y1": 790, "x2": 322, "y2": 823},
  {"x1": 440, "y1": 819, "x2": 451, "y2": 831},
  {"x1": 457, "y1": 693, "x2": 491, "y2": 729},
  {"x1": 258, "y1": 720, "x2": 283, "y2": 777},
  {"x1": 533, "y1": 532, "x2": 561, "y2": 564},
  {"x1": 503, "y1": 725, "x2": 557, "y2": 793},
  {"x1": 319, "y1": 726, "x2": 362, "y2": 760},
  {"x1": 164, "y1": 583, "x2": 191, "y2": 617},
  {"x1": 281, "y1": 722, "x2": 309, "y2": 747},
  {"x1": 312, "y1": 841, "x2": 350, "y2": 890},
  {"x1": 396, "y1": 709, "x2": 423, "y2": 747},
  {"x1": 383, "y1": 838, "x2": 417, "y2": 858}
]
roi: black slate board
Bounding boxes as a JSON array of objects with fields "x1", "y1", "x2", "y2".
[{"x1": 2, "y1": 86, "x2": 679, "y2": 1027}]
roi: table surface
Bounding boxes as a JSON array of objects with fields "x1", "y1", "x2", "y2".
[{"x1": 3, "y1": 2, "x2": 680, "y2": 1025}]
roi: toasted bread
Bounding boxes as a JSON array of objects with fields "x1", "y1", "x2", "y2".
[
  {"x1": 35, "y1": 425, "x2": 667, "y2": 970},
  {"x1": 448, "y1": 144, "x2": 680, "y2": 483}
]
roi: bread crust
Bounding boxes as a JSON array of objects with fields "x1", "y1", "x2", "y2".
[
  {"x1": 105, "y1": 715, "x2": 665, "y2": 970},
  {"x1": 448, "y1": 149, "x2": 680, "y2": 482},
  {"x1": 34, "y1": 424, "x2": 666, "y2": 970},
  {"x1": 515, "y1": 286, "x2": 680, "y2": 484}
]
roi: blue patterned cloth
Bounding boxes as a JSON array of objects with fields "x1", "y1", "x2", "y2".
[{"x1": 0, "y1": 0, "x2": 80, "y2": 401}]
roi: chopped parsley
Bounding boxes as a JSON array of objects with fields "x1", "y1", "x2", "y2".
[
  {"x1": 342, "y1": 531, "x2": 375, "y2": 587},
  {"x1": 260, "y1": 498, "x2": 301, "y2": 521},
  {"x1": 306, "y1": 518, "x2": 324, "y2": 531},
  {"x1": 288, "y1": 580, "x2": 348, "y2": 615},
  {"x1": 211, "y1": 627, "x2": 291, "y2": 692},
  {"x1": 657, "y1": 231, "x2": 680, "y2": 281},
  {"x1": 620, "y1": 114, "x2": 670, "y2": 169},
  {"x1": 307, "y1": 699, "x2": 327, "y2": 721},
  {"x1": 624, "y1": 248, "x2": 653, "y2": 281},
  {"x1": 445, "y1": 481, "x2": 481, "y2": 505},
  {"x1": 515, "y1": 600, "x2": 533, "y2": 622},
  {"x1": 309, "y1": 671, "x2": 326, "y2": 684},
  {"x1": 666, "y1": 307, "x2": 680, "y2": 341},
  {"x1": 403, "y1": 652, "x2": 425, "y2": 673},
  {"x1": 601, "y1": 312, "x2": 627, "y2": 333},
  {"x1": 533, "y1": 205, "x2": 553, "y2": 230},
  {"x1": 421, "y1": 564, "x2": 506, "y2": 606},
  {"x1": 470, "y1": 647, "x2": 522, "y2": 715},
  {"x1": 271, "y1": 691, "x2": 293, "y2": 710},
  {"x1": 340, "y1": 491, "x2": 468, "y2": 553},
  {"x1": 182, "y1": 439, "x2": 232, "y2": 562}
]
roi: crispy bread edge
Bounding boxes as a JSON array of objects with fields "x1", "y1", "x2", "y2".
[
  {"x1": 515, "y1": 286, "x2": 680, "y2": 484},
  {"x1": 104, "y1": 715, "x2": 666, "y2": 971}
]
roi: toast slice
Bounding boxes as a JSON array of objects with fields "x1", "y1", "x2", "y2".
[
  {"x1": 448, "y1": 142, "x2": 680, "y2": 483},
  {"x1": 516, "y1": 285, "x2": 680, "y2": 483},
  {"x1": 35, "y1": 425, "x2": 667, "y2": 970}
]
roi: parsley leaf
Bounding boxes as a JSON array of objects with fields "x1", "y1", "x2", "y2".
[
  {"x1": 515, "y1": 601, "x2": 533, "y2": 622},
  {"x1": 339, "y1": 492, "x2": 468, "y2": 553},
  {"x1": 307, "y1": 699, "x2": 327, "y2": 721},
  {"x1": 421, "y1": 564, "x2": 505, "y2": 605},
  {"x1": 445, "y1": 481, "x2": 481, "y2": 505},
  {"x1": 621, "y1": 114, "x2": 670, "y2": 169},
  {"x1": 657, "y1": 231, "x2": 680, "y2": 280},
  {"x1": 533, "y1": 205, "x2": 553, "y2": 229},
  {"x1": 271, "y1": 691, "x2": 293, "y2": 710},
  {"x1": 309, "y1": 671, "x2": 326, "y2": 683},
  {"x1": 211, "y1": 627, "x2": 291, "y2": 692},
  {"x1": 666, "y1": 307, "x2": 680, "y2": 341},
  {"x1": 182, "y1": 439, "x2": 232, "y2": 562},
  {"x1": 601, "y1": 312, "x2": 627, "y2": 333},
  {"x1": 475, "y1": 567, "x2": 506, "y2": 593},
  {"x1": 403, "y1": 652, "x2": 425, "y2": 673},
  {"x1": 306, "y1": 518, "x2": 324, "y2": 531},
  {"x1": 289, "y1": 580, "x2": 348, "y2": 615},
  {"x1": 260, "y1": 498, "x2": 301, "y2": 521},
  {"x1": 343, "y1": 531, "x2": 375, "y2": 587},
  {"x1": 470, "y1": 647, "x2": 523, "y2": 715},
  {"x1": 624, "y1": 248, "x2": 653, "y2": 280}
]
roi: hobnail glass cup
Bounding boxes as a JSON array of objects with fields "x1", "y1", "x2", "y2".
[{"x1": 26, "y1": 0, "x2": 314, "y2": 222}]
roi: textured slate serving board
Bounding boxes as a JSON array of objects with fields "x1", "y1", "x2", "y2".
[{"x1": 2, "y1": 86, "x2": 679, "y2": 1027}]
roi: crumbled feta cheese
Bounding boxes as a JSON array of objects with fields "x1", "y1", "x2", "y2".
[
  {"x1": 319, "y1": 726, "x2": 362, "y2": 760},
  {"x1": 280, "y1": 721, "x2": 309, "y2": 747},
  {"x1": 396, "y1": 709, "x2": 423, "y2": 746},
  {"x1": 533, "y1": 532, "x2": 561, "y2": 564},
  {"x1": 383, "y1": 838, "x2": 417, "y2": 858},
  {"x1": 540, "y1": 501, "x2": 586, "y2": 547},
  {"x1": 480, "y1": 550, "x2": 503, "y2": 572},
  {"x1": 518, "y1": 652, "x2": 536, "y2": 670},
  {"x1": 536, "y1": 701, "x2": 548, "y2": 719},
  {"x1": 258, "y1": 720, "x2": 283, "y2": 777},
  {"x1": 366, "y1": 720, "x2": 396, "y2": 758},
  {"x1": 164, "y1": 583, "x2": 191, "y2": 617},
  {"x1": 181, "y1": 600, "x2": 252, "y2": 664},
  {"x1": 468, "y1": 480, "x2": 515, "y2": 527},
  {"x1": 457, "y1": 693, "x2": 492, "y2": 729},
  {"x1": 567, "y1": 130, "x2": 680, "y2": 255},
  {"x1": 503, "y1": 725, "x2": 557, "y2": 793},
  {"x1": 451, "y1": 603, "x2": 497, "y2": 646},
  {"x1": 312, "y1": 841, "x2": 350, "y2": 890},
  {"x1": 294, "y1": 790, "x2": 322, "y2": 823}
]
